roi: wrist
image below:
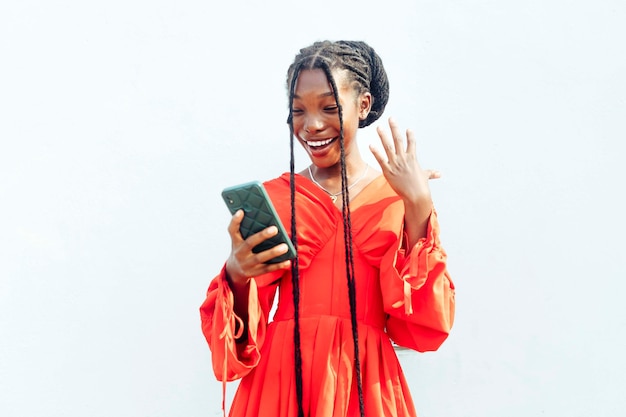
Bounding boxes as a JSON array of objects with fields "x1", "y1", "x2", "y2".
[
  {"x1": 402, "y1": 194, "x2": 432, "y2": 214},
  {"x1": 402, "y1": 197, "x2": 433, "y2": 246},
  {"x1": 225, "y1": 265, "x2": 250, "y2": 289}
]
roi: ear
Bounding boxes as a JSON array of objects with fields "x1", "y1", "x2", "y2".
[{"x1": 358, "y1": 92, "x2": 372, "y2": 121}]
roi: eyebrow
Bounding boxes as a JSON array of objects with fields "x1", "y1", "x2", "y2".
[{"x1": 292, "y1": 91, "x2": 335, "y2": 99}]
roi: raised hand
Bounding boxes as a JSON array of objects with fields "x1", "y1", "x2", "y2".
[
  {"x1": 370, "y1": 117, "x2": 440, "y2": 245},
  {"x1": 370, "y1": 117, "x2": 439, "y2": 205}
]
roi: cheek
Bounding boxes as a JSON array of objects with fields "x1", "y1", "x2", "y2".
[
  {"x1": 342, "y1": 121, "x2": 358, "y2": 141},
  {"x1": 292, "y1": 124, "x2": 305, "y2": 142},
  {"x1": 290, "y1": 118, "x2": 304, "y2": 135}
]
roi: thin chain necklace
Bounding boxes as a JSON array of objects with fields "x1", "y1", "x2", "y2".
[{"x1": 308, "y1": 164, "x2": 369, "y2": 203}]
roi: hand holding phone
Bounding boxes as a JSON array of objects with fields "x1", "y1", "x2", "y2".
[{"x1": 222, "y1": 181, "x2": 296, "y2": 264}]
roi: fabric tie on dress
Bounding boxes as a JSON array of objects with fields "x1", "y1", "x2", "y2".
[
  {"x1": 217, "y1": 279, "x2": 246, "y2": 417},
  {"x1": 391, "y1": 218, "x2": 434, "y2": 316}
]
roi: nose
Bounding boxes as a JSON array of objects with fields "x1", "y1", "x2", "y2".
[{"x1": 304, "y1": 113, "x2": 324, "y2": 133}]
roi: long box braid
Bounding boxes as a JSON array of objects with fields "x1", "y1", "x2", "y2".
[{"x1": 285, "y1": 40, "x2": 389, "y2": 417}]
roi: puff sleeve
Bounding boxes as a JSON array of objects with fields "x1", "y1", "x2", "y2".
[
  {"x1": 199, "y1": 266, "x2": 281, "y2": 382},
  {"x1": 380, "y1": 209, "x2": 455, "y2": 352}
]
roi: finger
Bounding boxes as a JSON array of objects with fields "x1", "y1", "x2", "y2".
[
  {"x1": 243, "y1": 245, "x2": 292, "y2": 276},
  {"x1": 253, "y1": 259, "x2": 292, "y2": 277},
  {"x1": 375, "y1": 125, "x2": 395, "y2": 161},
  {"x1": 265, "y1": 259, "x2": 292, "y2": 272},
  {"x1": 388, "y1": 118, "x2": 404, "y2": 156},
  {"x1": 227, "y1": 210, "x2": 245, "y2": 241},
  {"x1": 369, "y1": 143, "x2": 389, "y2": 171},
  {"x1": 245, "y1": 225, "x2": 280, "y2": 249},
  {"x1": 406, "y1": 128, "x2": 417, "y2": 156},
  {"x1": 427, "y1": 169, "x2": 442, "y2": 180},
  {"x1": 255, "y1": 243, "x2": 291, "y2": 264}
]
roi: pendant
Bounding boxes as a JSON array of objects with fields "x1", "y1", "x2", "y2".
[{"x1": 330, "y1": 195, "x2": 338, "y2": 203}]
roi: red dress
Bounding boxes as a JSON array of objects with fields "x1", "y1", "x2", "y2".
[{"x1": 200, "y1": 173, "x2": 455, "y2": 417}]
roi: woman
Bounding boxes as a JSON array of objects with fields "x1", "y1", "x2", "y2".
[{"x1": 200, "y1": 40, "x2": 455, "y2": 417}]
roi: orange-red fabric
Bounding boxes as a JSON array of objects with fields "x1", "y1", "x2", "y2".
[{"x1": 200, "y1": 173, "x2": 455, "y2": 417}]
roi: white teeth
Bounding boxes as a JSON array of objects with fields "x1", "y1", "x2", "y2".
[{"x1": 306, "y1": 138, "x2": 334, "y2": 147}]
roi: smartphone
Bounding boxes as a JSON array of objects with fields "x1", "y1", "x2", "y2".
[{"x1": 221, "y1": 181, "x2": 296, "y2": 264}]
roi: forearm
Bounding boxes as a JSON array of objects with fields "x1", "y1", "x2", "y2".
[{"x1": 402, "y1": 196, "x2": 434, "y2": 249}]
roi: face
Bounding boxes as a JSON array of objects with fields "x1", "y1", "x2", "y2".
[{"x1": 291, "y1": 69, "x2": 371, "y2": 168}]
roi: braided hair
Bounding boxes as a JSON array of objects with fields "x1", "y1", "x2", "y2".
[{"x1": 285, "y1": 40, "x2": 390, "y2": 417}]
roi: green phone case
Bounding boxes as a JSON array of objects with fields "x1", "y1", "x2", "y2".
[{"x1": 221, "y1": 181, "x2": 296, "y2": 264}]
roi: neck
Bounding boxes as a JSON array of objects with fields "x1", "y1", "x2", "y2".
[{"x1": 310, "y1": 152, "x2": 366, "y2": 181}]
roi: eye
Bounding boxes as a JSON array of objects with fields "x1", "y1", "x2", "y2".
[
  {"x1": 291, "y1": 108, "x2": 303, "y2": 115},
  {"x1": 324, "y1": 106, "x2": 338, "y2": 113}
]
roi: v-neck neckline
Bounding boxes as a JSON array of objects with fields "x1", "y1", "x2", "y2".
[{"x1": 291, "y1": 172, "x2": 388, "y2": 212}]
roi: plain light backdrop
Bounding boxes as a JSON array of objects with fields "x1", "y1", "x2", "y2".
[{"x1": 1, "y1": 1, "x2": 625, "y2": 416}]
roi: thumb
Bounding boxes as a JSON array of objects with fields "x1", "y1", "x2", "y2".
[{"x1": 427, "y1": 169, "x2": 441, "y2": 180}]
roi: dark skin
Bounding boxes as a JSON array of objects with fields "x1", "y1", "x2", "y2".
[
  {"x1": 225, "y1": 218, "x2": 290, "y2": 325},
  {"x1": 225, "y1": 68, "x2": 440, "y2": 324}
]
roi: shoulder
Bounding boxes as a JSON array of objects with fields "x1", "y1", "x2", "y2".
[
  {"x1": 263, "y1": 173, "x2": 294, "y2": 208},
  {"x1": 357, "y1": 174, "x2": 403, "y2": 209}
]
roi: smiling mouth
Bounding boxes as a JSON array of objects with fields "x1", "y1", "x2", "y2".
[{"x1": 305, "y1": 137, "x2": 337, "y2": 147}]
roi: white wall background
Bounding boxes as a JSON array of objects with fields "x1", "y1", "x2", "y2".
[{"x1": 1, "y1": 1, "x2": 625, "y2": 416}]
